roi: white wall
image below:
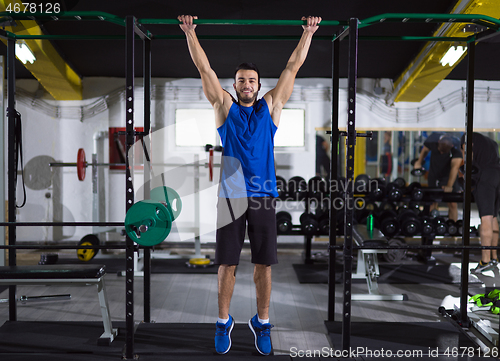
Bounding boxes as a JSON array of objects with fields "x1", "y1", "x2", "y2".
[{"x1": 11, "y1": 77, "x2": 499, "y2": 242}]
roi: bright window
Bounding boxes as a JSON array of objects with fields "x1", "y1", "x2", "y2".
[
  {"x1": 275, "y1": 109, "x2": 305, "y2": 147},
  {"x1": 175, "y1": 109, "x2": 216, "y2": 147},
  {"x1": 175, "y1": 107, "x2": 305, "y2": 147}
]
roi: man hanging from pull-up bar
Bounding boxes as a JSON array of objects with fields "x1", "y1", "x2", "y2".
[{"x1": 178, "y1": 15, "x2": 321, "y2": 355}]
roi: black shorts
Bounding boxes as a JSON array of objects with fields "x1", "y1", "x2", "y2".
[
  {"x1": 473, "y1": 169, "x2": 500, "y2": 218},
  {"x1": 215, "y1": 197, "x2": 278, "y2": 265}
]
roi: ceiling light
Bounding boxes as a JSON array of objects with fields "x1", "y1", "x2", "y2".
[
  {"x1": 440, "y1": 45, "x2": 466, "y2": 67},
  {"x1": 15, "y1": 42, "x2": 36, "y2": 64}
]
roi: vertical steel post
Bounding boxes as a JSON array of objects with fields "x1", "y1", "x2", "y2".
[
  {"x1": 125, "y1": 15, "x2": 136, "y2": 359},
  {"x1": 0, "y1": 55, "x2": 5, "y2": 268},
  {"x1": 143, "y1": 36, "x2": 152, "y2": 324},
  {"x1": 328, "y1": 33, "x2": 340, "y2": 322},
  {"x1": 7, "y1": 36, "x2": 17, "y2": 321},
  {"x1": 460, "y1": 40, "x2": 475, "y2": 328},
  {"x1": 342, "y1": 18, "x2": 358, "y2": 351}
]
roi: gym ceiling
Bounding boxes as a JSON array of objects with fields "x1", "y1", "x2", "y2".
[{"x1": 0, "y1": 0, "x2": 499, "y2": 101}]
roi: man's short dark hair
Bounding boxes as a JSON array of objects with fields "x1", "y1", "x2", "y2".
[
  {"x1": 439, "y1": 135, "x2": 454, "y2": 147},
  {"x1": 234, "y1": 62, "x2": 260, "y2": 83},
  {"x1": 460, "y1": 133, "x2": 466, "y2": 147}
]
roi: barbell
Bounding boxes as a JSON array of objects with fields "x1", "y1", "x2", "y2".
[
  {"x1": 124, "y1": 186, "x2": 182, "y2": 246},
  {"x1": 49, "y1": 148, "x2": 217, "y2": 181}
]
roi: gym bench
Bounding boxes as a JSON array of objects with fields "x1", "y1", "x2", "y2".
[
  {"x1": 0, "y1": 264, "x2": 118, "y2": 345},
  {"x1": 351, "y1": 225, "x2": 407, "y2": 301}
]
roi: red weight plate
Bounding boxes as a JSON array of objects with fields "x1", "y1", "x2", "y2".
[
  {"x1": 77, "y1": 148, "x2": 87, "y2": 181},
  {"x1": 209, "y1": 149, "x2": 214, "y2": 182}
]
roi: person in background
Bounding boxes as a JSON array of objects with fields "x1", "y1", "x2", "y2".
[
  {"x1": 316, "y1": 134, "x2": 330, "y2": 180},
  {"x1": 414, "y1": 132, "x2": 462, "y2": 221},
  {"x1": 461, "y1": 133, "x2": 500, "y2": 274},
  {"x1": 380, "y1": 131, "x2": 392, "y2": 178}
]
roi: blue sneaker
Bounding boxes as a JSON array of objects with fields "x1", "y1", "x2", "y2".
[
  {"x1": 215, "y1": 315, "x2": 234, "y2": 354},
  {"x1": 248, "y1": 314, "x2": 274, "y2": 355}
]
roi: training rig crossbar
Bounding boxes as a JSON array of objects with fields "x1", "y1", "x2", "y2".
[{"x1": 1, "y1": 11, "x2": 500, "y2": 359}]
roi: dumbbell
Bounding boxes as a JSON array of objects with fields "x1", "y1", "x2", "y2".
[
  {"x1": 429, "y1": 209, "x2": 440, "y2": 218},
  {"x1": 276, "y1": 176, "x2": 287, "y2": 198},
  {"x1": 378, "y1": 210, "x2": 400, "y2": 237},
  {"x1": 446, "y1": 219, "x2": 459, "y2": 236},
  {"x1": 318, "y1": 212, "x2": 330, "y2": 235},
  {"x1": 393, "y1": 177, "x2": 406, "y2": 188},
  {"x1": 455, "y1": 220, "x2": 463, "y2": 235},
  {"x1": 410, "y1": 158, "x2": 426, "y2": 177},
  {"x1": 408, "y1": 202, "x2": 422, "y2": 214},
  {"x1": 300, "y1": 212, "x2": 319, "y2": 236},
  {"x1": 369, "y1": 178, "x2": 386, "y2": 201},
  {"x1": 386, "y1": 183, "x2": 403, "y2": 201},
  {"x1": 288, "y1": 176, "x2": 308, "y2": 200},
  {"x1": 276, "y1": 211, "x2": 293, "y2": 234},
  {"x1": 386, "y1": 177, "x2": 406, "y2": 201},
  {"x1": 308, "y1": 176, "x2": 328, "y2": 199},
  {"x1": 421, "y1": 216, "x2": 435, "y2": 236},
  {"x1": 434, "y1": 217, "x2": 448, "y2": 236},
  {"x1": 407, "y1": 182, "x2": 424, "y2": 201},
  {"x1": 354, "y1": 174, "x2": 370, "y2": 194},
  {"x1": 398, "y1": 209, "x2": 421, "y2": 237}
]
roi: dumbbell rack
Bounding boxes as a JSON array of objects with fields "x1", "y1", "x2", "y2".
[
  {"x1": 275, "y1": 183, "x2": 330, "y2": 264},
  {"x1": 361, "y1": 184, "x2": 479, "y2": 264}
]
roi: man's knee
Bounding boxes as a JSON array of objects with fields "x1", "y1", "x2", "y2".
[
  {"x1": 481, "y1": 216, "x2": 494, "y2": 239},
  {"x1": 219, "y1": 264, "x2": 237, "y2": 276}
]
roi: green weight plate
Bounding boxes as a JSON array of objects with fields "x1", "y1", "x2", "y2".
[
  {"x1": 150, "y1": 186, "x2": 182, "y2": 220},
  {"x1": 124, "y1": 200, "x2": 173, "y2": 246}
]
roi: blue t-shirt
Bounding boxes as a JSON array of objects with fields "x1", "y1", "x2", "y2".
[{"x1": 217, "y1": 98, "x2": 278, "y2": 198}]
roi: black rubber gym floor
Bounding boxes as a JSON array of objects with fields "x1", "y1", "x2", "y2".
[
  {"x1": 0, "y1": 321, "x2": 287, "y2": 360},
  {"x1": 293, "y1": 263, "x2": 482, "y2": 284},
  {"x1": 325, "y1": 321, "x2": 488, "y2": 361},
  {"x1": 0, "y1": 318, "x2": 492, "y2": 360}
]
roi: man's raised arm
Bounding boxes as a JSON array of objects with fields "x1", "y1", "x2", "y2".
[
  {"x1": 264, "y1": 16, "x2": 321, "y2": 126},
  {"x1": 178, "y1": 15, "x2": 231, "y2": 126}
]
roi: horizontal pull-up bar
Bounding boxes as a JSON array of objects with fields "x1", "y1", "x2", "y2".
[
  {"x1": 1, "y1": 11, "x2": 499, "y2": 29},
  {"x1": 360, "y1": 13, "x2": 500, "y2": 30},
  {"x1": 5, "y1": 33, "x2": 478, "y2": 43},
  {"x1": 8, "y1": 32, "x2": 475, "y2": 42},
  {"x1": 12, "y1": 34, "x2": 336, "y2": 41},
  {"x1": 139, "y1": 18, "x2": 343, "y2": 26},
  {"x1": 0, "y1": 11, "x2": 343, "y2": 26}
]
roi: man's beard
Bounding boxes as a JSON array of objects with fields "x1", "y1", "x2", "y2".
[{"x1": 236, "y1": 90, "x2": 258, "y2": 105}]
